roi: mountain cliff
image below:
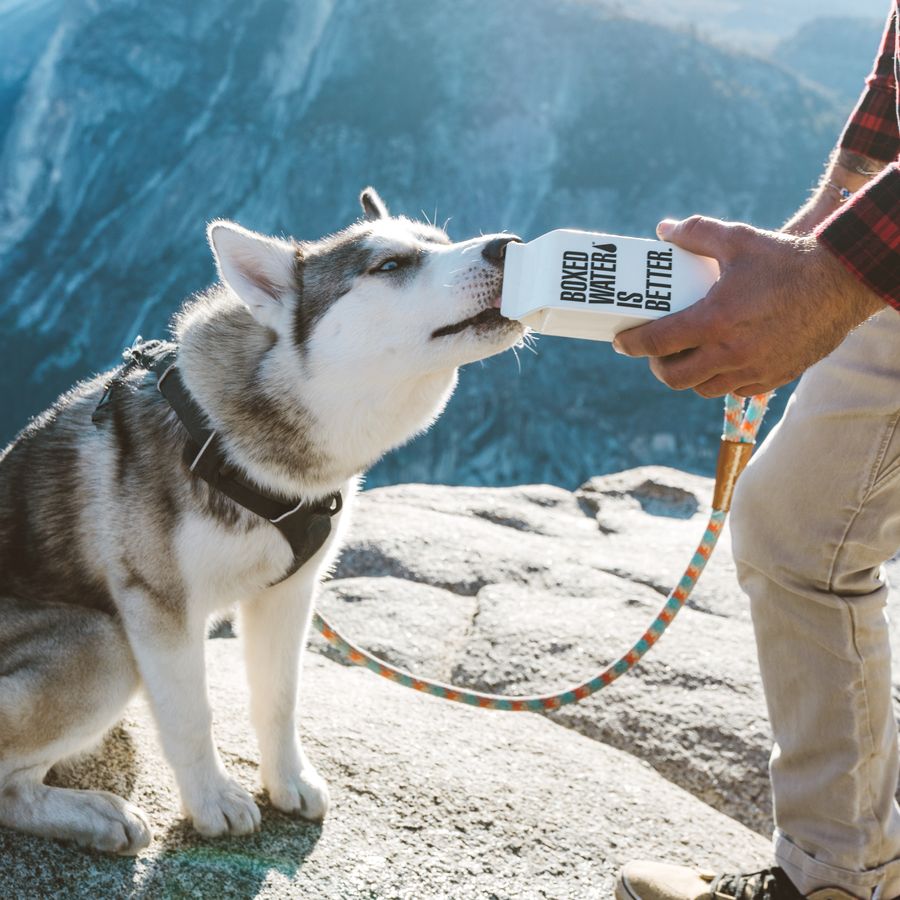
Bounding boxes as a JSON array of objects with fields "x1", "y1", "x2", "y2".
[
  {"x1": 0, "y1": 0, "x2": 847, "y2": 485},
  {"x1": 773, "y1": 16, "x2": 887, "y2": 104}
]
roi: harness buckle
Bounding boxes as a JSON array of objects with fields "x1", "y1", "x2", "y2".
[{"x1": 268, "y1": 491, "x2": 342, "y2": 525}]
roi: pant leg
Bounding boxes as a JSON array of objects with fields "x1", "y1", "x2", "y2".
[{"x1": 730, "y1": 309, "x2": 900, "y2": 898}]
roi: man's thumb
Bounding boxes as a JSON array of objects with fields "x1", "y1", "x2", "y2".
[{"x1": 656, "y1": 215, "x2": 736, "y2": 263}]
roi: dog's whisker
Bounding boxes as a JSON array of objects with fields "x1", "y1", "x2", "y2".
[{"x1": 511, "y1": 345, "x2": 524, "y2": 375}]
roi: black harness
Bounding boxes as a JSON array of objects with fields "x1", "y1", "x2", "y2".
[{"x1": 92, "y1": 338, "x2": 342, "y2": 585}]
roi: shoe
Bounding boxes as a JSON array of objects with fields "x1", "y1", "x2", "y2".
[{"x1": 615, "y1": 861, "x2": 866, "y2": 899}]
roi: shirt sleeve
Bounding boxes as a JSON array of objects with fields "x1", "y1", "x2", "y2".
[
  {"x1": 815, "y1": 5, "x2": 900, "y2": 309},
  {"x1": 838, "y1": 6, "x2": 899, "y2": 163},
  {"x1": 816, "y1": 163, "x2": 900, "y2": 309}
]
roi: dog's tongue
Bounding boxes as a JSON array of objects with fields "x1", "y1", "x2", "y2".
[{"x1": 491, "y1": 290, "x2": 503, "y2": 309}]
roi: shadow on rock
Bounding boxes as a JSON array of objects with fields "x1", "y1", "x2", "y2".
[{"x1": 129, "y1": 798, "x2": 323, "y2": 900}]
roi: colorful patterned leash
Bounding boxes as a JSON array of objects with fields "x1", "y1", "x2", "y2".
[{"x1": 313, "y1": 392, "x2": 771, "y2": 711}]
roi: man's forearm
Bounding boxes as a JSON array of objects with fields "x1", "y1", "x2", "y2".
[{"x1": 782, "y1": 148, "x2": 887, "y2": 236}]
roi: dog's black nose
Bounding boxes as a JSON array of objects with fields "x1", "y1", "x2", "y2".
[{"x1": 482, "y1": 235, "x2": 522, "y2": 267}]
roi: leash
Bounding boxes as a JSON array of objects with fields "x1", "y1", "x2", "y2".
[
  {"x1": 94, "y1": 337, "x2": 770, "y2": 709},
  {"x1": 312, "y1": 392, "x2": 771, "y2": 711}
]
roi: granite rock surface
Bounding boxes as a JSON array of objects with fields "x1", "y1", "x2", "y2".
[
  {"x1": 0, "y1": 642, "x2": 769, "y2": 899},
  {"x1": 13, "y1": 468, "x2": 886, "y2": 896}
]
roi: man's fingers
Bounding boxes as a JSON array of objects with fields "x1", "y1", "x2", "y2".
[
  {"x1": 692, "y1": 373, "x2": 773, "y2": 399},
  {"x1": 733, "y1": 382, "x2": 775, "y2": 399},
  {"x1": 656, "y1": 215, "x2": 746, "y2": 265},
  {"x1": 613, "y1": 305, "x2": 705, "y2": 358},
  {"x1": 649, "y1": 347, "x2": 738, "y2": 392},
  {"x1": 613, "y1": 217, "x2": 752, "y2": 359},
  {"x1": 693, "y1": 374, "x2": 742, "y2": 398}
]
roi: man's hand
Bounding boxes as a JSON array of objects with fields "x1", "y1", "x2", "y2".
[{"x1": 612, "y1": 216, "x2": 885, "y2": 397}]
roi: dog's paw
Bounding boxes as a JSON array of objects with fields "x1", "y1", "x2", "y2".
[
  {"x1": 184, "y1": 777, "x2": 261, "y2": 838},
  {"x1": 266, "y1": 767, "x2": 330, "y2": 823},
  {"x1": 72, "y1": 790, "x2": 153, "y2": 855}
]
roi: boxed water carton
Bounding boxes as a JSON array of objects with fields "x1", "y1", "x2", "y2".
[{"x1": 500, "y1": 229, "x2": 719, "y2": 342}]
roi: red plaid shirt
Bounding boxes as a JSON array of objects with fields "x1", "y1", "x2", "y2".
[{"x1": 815, "y1": 1, "x2": 900, "y2": 308}]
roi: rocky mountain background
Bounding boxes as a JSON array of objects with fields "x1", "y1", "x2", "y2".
[{"x1": 0, "y1": 0, "x2": 889, "y2": 486}]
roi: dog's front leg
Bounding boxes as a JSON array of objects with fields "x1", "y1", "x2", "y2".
[
  {"x1": 240, "y1": 573, "x2": 330, "y2": 822},
  {"x1": 118, "y1": 593, "x2": 261, "y2": 837}
]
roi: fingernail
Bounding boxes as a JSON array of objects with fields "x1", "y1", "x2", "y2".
[
  {"x1": 656, "y1": 219, "x2": 676, "y2": 239},
  {"x1": 612, "y1": 338, "x2": 625, "y2": 355}
]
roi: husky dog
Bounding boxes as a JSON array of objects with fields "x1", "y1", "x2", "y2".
[{"x1": 0, "y1": 189, "x2": 523, "y2": 854}]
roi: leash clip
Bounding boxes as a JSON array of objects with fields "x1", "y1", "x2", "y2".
[{"x1": 712, "y1": 439, "x2": 754, "y2": 512}]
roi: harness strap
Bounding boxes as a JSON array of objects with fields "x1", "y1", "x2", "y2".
[{"x1": 94, "y1": 339, "x2": 342, "y2": 585}]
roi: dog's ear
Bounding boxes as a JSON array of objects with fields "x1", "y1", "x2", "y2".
[
  {"x1": 360, "y1": 187, "x2": 389, "y2": 221},
  {"x1": 207, "y1": 220, "x2": 297, "y2": 328}
]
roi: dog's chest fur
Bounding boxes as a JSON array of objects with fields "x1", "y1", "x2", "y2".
[{"x1": 172, "y1": 487, "x2": 354, "y2": 614}]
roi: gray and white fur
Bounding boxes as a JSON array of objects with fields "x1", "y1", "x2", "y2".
[{"x1": 0, "y1": 189, "x2": 523, "y2": 853}]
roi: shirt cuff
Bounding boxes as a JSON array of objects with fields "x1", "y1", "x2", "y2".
[
  {"x1": 816, "y1": 163, "x2": 900, "y2": 310},
  {"x1": 839, "y1": 85, "x2": 900, "y2": 163}
]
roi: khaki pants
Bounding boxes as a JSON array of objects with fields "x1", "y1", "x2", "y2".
[{"x1": 731, "y1": 310, "x2": 900, "y2": 898}]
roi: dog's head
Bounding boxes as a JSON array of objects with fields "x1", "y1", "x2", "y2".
[{"x1": 206, "y1": 189, "x2": 525, "y2": 381}]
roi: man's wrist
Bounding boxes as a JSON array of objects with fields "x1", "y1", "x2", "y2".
[
  {"x1": 782, "y1": 150, "x2": 886, "y2": 237},
  {"x1": 782, "y1": 195, "x2": 841, "y2": 236}
]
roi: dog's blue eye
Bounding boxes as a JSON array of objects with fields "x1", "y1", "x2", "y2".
[{"x1": 378, "y1": 259, "x2": 400, "y2": 272}]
